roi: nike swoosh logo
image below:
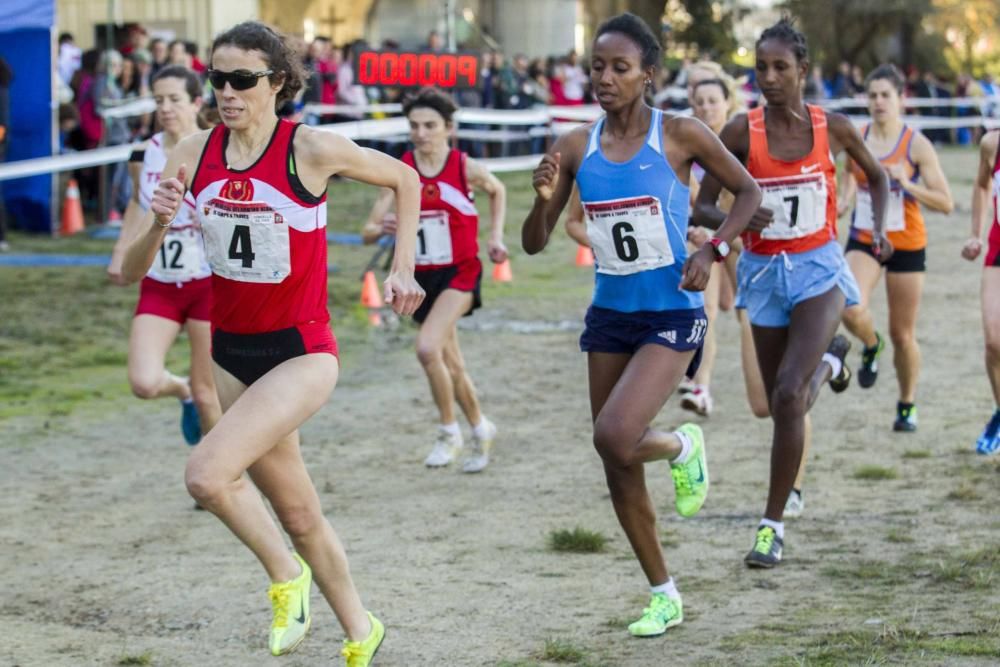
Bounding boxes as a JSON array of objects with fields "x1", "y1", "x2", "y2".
[
  {"x1": 295, "y1": 600, "x2": 306, "y2": 624},
  {"x1": 639, "y1": 164, "x2": 653, "y2": 170},
  {"x1": 800, "y1": 164, "x2": 820, "y2": 173},
  {"x1": 694, "y1": 460, "x2": 705, "y2": 483}
]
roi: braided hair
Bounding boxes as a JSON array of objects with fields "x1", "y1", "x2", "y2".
[{"x1": 756, "y1": 17, "x2": 808, "y2": 63}]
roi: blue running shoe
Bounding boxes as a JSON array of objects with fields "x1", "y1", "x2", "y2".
[
  {"x1": 181, "y1": 400, "x2": 201, "y2": 445},
  {"x1": 975, "y1": 411, "x2": 1000, "y2": 455}
]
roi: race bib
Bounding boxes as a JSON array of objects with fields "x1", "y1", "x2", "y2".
[
  {"x1": 583, "y1": 195, "x2": 674, "y2": 276},
  {"x1": 201, "y1": 199, "x2": 290, "y2": 283},
  {"x1": 853, "y1": 187, "x2": 905, "y2": 233},
  {"x1": 758, "y1": 174, "x2": 827, "y2": 240},
  {"x1": 151, "y1": 227, "x2": 206, "y2": 282},
  {"x1": 415, "y1": 210, "x2": 453, "y2": 266}
]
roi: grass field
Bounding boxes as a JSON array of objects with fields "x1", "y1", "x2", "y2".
[{"x1": 2, "y1": 147, "x2": 999, "y2": 666}]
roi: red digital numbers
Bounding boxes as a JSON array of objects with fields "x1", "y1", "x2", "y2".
[{"x1": 357, "y1": 52, "x2": 480, "y2": 89}]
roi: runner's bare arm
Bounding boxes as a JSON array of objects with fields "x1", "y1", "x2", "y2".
[
  {"x1": 108, "y1": 151, "x2": 148, "y2": 284},
  {"x1": 122, "y1": 133, "x2": 203, "y2": 283},
  {"x1": 522, "y1": 128, "x2": 586, "y2": 254},
  {"x1": 675, "y1": 116, "x2": 760, "y2": 246},
  {"x1": 361, "y1": 187, "x2": 396, "y2": 245},
  {"x1": 467, "y1": 157, "x2": 508, "y2": 263},
  {"x1": 674, "y1": 116, "x2": 760, "y2": 291},
  {"x1": 564, "y1": 186, "x2": 590, "y2": 247},
  {"x1": 692, "y1": 113, "x2": 759, "y2": 230},
  {"x1": 299, "y1": 128, "x2": 424, "y2": 314},
  {"x1": 892, "y1": 132, "x2": 953, "y2": 214},
  {"x1": 829, "y1": 112, "x2": 891, "y2": 257},
  {"x1": 838, "y1": 166, "x2": 857, "y2": 218},
  {"x1": 964, "y1": 131, "x2": 999, "y2": 261}
]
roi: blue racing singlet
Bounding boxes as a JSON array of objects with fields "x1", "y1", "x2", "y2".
[{"x1": 576, "y1": 108, "x2": 701, "y2": 313}]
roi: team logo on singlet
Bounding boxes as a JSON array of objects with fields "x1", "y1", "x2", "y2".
[
  {"x1": 219, "y1": 179, "x2": 255, "y2": 201},
  {"x1": 422, "y1": 183, "x2": 440, "y2": 201}
]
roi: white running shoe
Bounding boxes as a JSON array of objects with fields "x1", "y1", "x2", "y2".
[
  {"x1": 462, "y1": 417, "x2": 497, "y2": 473},
  {"x1": 680, "y1": 386, "x2": 713, "y2": 417},
  {"x1": 784, "y1": 490, "x2": 804, "y2": 519},
  {"x1": 424, "y1": 428, "x2": 463, "y2": 467},
  {"x1": 677, "y1": 377, "x2": 695, "y2": 395}
]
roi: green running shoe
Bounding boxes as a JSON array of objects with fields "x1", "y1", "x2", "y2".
[
  {"x1": 744, "y1": 525, "x2": 783, "y2": 569},
  {"x1": 627, "y1": 592, "x2": 683, "y2": 637},
  {"x1": 893, "y1": 402, "x2": 917, "y2": 432},
  {"x1": 858, "y1": 332, "x2": 884, "y2": 389},
  {"x1": 670, "y1": 424, "x2": 709, "y2": 517}
]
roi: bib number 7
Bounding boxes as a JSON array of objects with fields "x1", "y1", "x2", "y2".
[{"x1": 782, "y1": 195, "x2": 799, "y2": 228}]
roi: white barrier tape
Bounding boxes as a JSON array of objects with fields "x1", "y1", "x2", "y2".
[
  {"x1": 99, "y1": 97, "x2": 156, "y2": 119},
  {"x1": 4, "y1": 108, "x2": 1000, "y2": 183},
  {"x1": 303, "y1": 103, "x2": 403, "y2": 116},
  {"x1": 476, "y1": 154, "x2": 543, "y2": 173},
  {"x1": 0, "y1": 144, "x2": 140, "y2": 182}
]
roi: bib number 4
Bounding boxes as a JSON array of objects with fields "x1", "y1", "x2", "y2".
[{"x1": 228, "y1": 225, "x2": 256, "y2": 268}]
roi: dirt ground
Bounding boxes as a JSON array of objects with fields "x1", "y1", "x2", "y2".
[{"x1": 2, "y1": 150, "x2": 1000, "y2": 666}]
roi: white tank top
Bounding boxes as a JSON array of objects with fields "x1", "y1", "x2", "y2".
[{"x1": 139, "y1": 133, "x2": 211, "y2": 283}]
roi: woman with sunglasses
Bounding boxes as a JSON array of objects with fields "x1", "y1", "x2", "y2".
[
  {"x1": 107, "y1": 65, "x2": 221, "y2": 448},
  {"x1": 123, "y1": 22, "x2": 423, "y2": 667},
  {"x1": 361, "y1": 87, "x2": 507, "y2": 473}
]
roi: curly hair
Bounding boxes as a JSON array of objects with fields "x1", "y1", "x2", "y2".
[
  {"x1": 211, "y1": 21, "x2": 308, "y2": 107},
  {"x1": 594, "y1": 12, "x2": 661, "y2": 70}
]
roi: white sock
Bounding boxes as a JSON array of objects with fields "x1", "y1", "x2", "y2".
[
  {"x1": 650, "y1": 577, "x2": 679, "y2": 598},
  {"x1": 822, "y1": 352, "x2": 842, "y2": 379},
  {"x1": 472, "y1": 417, "x2": 493, "y2": 440},
  {"x1": 440, "y1": 422, "x2": 461, "y2": 438},
  {"x1": 672, "y1": 429, "x2": 693, "y2": 464},
  {"x1": 759, "y1": 518, "x2": 784, "y2": 540}
]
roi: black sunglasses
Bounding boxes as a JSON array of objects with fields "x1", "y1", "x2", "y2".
[{"x1": 207, "y1": 68, "x2": 273, "y2": 91}]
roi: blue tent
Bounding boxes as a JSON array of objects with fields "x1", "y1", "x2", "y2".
[{"x1": 0, "y1": 0, "x2": 56, "y2": 233}]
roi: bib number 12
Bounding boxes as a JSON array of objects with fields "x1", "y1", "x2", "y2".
[{"x1": 228, "y1": 225, "x2": 255, "y2": 268}]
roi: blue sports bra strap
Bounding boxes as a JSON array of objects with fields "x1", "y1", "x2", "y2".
[
  {"x1": 646, "y1": 108, "x2": 663, "y2": 155},
  {"x1": 586, "y1": 117, "x2": 603, "y2": 158}
]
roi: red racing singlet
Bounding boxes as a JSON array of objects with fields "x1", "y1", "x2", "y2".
[
  {"x1": 744, "y1": 105, "x2": 838, "y2": 255},
  {"x1": 190, "y1": 120, "x2": 329, "y2": 333},
  {"x1": 401, "y1": 149, "x2": 479, "y2": 269}
]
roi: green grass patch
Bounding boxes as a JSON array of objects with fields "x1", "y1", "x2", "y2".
[
  {"x1": 947, "y1": 482, "x2": 981, "y2": 501},
  {"x1": 539, "y1": 638, "x2": 588, "y2": 663},
  {"x1": 901, "y1": 449, "x2": 931, "y2": 459},
  {"x1": 117, "y1": 652, "x2": 153, "y2": 666},
  {"x1": 885, "y1": 528, "x2": 914, "y2": 543},
  {"x1": 548, "y1": 527, "x2": 608, "y2": 553},
  {"x1": 853, "y1": 465, "x2": 898, "y2": 481}
]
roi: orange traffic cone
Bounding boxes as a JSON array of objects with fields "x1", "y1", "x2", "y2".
[
  {"x1": 60, "y1": 178, "x2": 85, "y2": 236},
  {"x1": 361, "y1": 270, "x2": 383, "y2": 307},
  {"x1": 492, "y1": 259, "x2": 513, "y2": 283},
  {"x1": 361, "y1": 270, "x2": 384, "y2": 326},
  {"x1": 575, "y1": 244, "x2": 594, "y2": 267}
]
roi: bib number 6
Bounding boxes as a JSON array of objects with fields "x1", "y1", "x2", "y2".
[{"x1": 612, "y1": 222, "x2": 639, "y2": 262}]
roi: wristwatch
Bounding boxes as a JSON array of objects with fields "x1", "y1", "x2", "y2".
[{"x1": 709, "y1": 237, "x2": 730, "y2": 262}]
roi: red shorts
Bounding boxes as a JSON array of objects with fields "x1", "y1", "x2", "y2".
[
  {"x1": 135, "y1": 276, "x2": 212, "y2": 323},
  {"x1": 986, "y1": 222, "x2": 1000, "y2": 267}
]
